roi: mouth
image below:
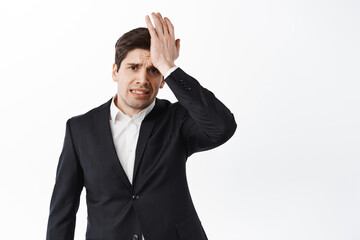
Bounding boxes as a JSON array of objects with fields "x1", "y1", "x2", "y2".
[{"x1": 130, "y1": 89, "x2": 151, "y2": 97}]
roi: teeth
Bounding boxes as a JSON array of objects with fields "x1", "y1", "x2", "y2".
[{"x1": 132, "y1": 90, "x2": 146, "y2": 95}]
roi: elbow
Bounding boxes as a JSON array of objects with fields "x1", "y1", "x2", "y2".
[
  {"x1": 209, "y1": 113, "x2": 237, "y2": 145},
  {"x1": 220, "y1": 114, "x2": 237, "y2": 143}
]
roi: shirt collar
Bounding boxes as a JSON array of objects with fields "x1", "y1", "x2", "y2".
[{"x1": 109, "y1": 94, "x2": 156, "y2": 124}]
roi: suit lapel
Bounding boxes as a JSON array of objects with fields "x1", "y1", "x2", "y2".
[
  {"x1": 132, "y1": 98, "x2": 165, "y2": 185},
  {"x1": 96, "y1": 97, "x2": 132, "y2": 190},
  {"x1": 95, "y1": 97, "x2": 165, "y2": 190}
]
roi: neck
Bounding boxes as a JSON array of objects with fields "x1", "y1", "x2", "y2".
[{"x1": 114, "y1": 94, "x2": 142, "y2": 118}]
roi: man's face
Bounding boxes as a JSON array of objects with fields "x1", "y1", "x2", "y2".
[{"x1": 112, "y1": 48, "x2": 165, "y2": 116}]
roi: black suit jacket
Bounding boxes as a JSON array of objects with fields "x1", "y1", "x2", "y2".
[{"x1": 46, "y1": 67, "x2": 237, "y2": 240}]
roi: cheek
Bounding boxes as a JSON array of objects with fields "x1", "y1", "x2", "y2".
[
  {"x1": 117, "y1": 83, "x2": 129, "y2": 97},
  {"x1": 153, "y1": 78, "x2": 164, "y2": 89},
  {"x1": 117, "y1": 77, "x2": 130, "y2": 92}
]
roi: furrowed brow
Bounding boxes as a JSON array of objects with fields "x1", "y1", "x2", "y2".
[
  {"x1": 147, "y1": 66, "x2": 158, "y2": 70},
  {"x1": 126, "y1": 63, "x2": 142, "y2": 66},
  {"x1": 126, "y1": 63, "x2": 158, "y2": 70}
]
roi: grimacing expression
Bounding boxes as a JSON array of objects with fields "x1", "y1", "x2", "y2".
[{"x1": 112, "y1": 49, "x2": 165, "y2": 115}]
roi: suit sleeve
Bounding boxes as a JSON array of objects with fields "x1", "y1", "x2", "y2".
[
  {"x1": 46, "y1": 118, "x2": 84, "y2": 240},
  {"x1": 165, "y1": 67, "x2": 237, "y2": 156}
]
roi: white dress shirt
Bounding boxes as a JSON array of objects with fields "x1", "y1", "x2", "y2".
[
  {"x1": 109, "y1": 95, "x2": 155, "y2": 184},
  {"x1": 108, "y1": 66, "x2": 178, "y2": 240}
]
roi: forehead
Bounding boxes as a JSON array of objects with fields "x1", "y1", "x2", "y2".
[{"x1": 122, "y1": 48, "x2": 152, "y2": 65}]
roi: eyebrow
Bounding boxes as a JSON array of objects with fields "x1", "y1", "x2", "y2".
[{"x1": 126, "y1": 63, "x2": 157, "y2": 69}]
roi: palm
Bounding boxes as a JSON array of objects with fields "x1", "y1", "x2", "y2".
[{"x1": 145, "y1": 13, "x2": 180, "y2": 74}]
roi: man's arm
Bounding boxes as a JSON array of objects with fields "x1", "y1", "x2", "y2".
[
  {"x1": 165, "y1": 67, "x2": 237, "y2": 156},
  {"x1": 46, "y1": 118, "x2": 84, "y2": 240},
  {"x1": 146, "y1": 13, "x2": 236, "y2": 155}
]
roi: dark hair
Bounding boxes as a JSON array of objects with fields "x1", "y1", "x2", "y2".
[{"x1": 114, "y1": 27, "x2": 151, "y2": 72}]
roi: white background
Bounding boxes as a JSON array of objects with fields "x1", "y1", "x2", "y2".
[{"x1": 0, "y1": 0, "x2": 359, "y2": 239}]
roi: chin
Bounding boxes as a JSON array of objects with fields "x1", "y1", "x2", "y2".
[{"x1": 128, "y1": 101, "x2": 151, "y2": 110}]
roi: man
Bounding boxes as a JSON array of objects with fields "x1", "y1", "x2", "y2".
[{"x1": 46, "y1": 12, "x2": 236, "y2": 240}]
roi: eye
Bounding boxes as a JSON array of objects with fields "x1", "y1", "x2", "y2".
[
  {"x1": 129, "y1": 66, "x2": 137, "y2": 70},
  {"x1": 149, "y1": 68, "x2": 160, "y2": 74}
]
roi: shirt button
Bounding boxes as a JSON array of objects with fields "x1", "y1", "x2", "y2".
[{"x1": 132, "y1": 234, "x2": 139, "y2": 240}]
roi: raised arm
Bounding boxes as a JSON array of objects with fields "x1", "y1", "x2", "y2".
[{"x1": 145, "y1": 13, "x2": 237, "y2": 156}]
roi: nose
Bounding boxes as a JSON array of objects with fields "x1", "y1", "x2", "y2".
[{"x1": 136, "y1": 69, "x2": 149, "y2": 86}]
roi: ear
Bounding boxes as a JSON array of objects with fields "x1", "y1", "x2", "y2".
[
  {"x1": 112, "y1": 63, "x2": 118, "y2": 82},
  {"x1": 159, "y1": 77, "x2": 165, "y2": 89}
]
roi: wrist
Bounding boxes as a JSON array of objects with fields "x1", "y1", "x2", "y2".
[
  {"x1": 158, "y1": 62, "x2": 176, "y2": 76},
  {"x1": 163, "y1": 66, "x2": 179, "y2": 79}
]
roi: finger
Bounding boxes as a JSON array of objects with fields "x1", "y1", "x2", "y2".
[
  {"x1": 164, "y1": 17, "x2": 175, "y2": 38},
  {"x1": 156, "y1": 12, "x2": 169, "y2": 35},
  {"x1": 145, "y1": 15, "x2": 157, "y2": 38},
  {"x1": 163, "y1": 18, "x2": 170, "y2": 36},
  {"x1": 151, "y1": 12, "x2": 164, "y2": 36}
]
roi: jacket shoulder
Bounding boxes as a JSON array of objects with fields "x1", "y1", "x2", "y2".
[
  {"x1": 67, "y1": 98, "x2": 112, "y2": 124},
  {"x1": 154, "y1": 98, "x2": 184, "y2": 115}
]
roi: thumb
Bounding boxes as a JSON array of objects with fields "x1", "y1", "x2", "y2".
[{"x1": 175, "y1": 38, "x2": 180, "y2": 52}]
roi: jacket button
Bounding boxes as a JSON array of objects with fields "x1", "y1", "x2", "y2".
[
  {"x1": 132, "y1": 195, "x2": 139, "y2": 200},
  {"x1": 132, "y1": 234, "x2": 139, "y2": 240}
]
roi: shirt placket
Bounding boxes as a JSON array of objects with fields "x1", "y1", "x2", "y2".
[{"x1": 126, "y1": 119, "x2": 138, "y2": 183}]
